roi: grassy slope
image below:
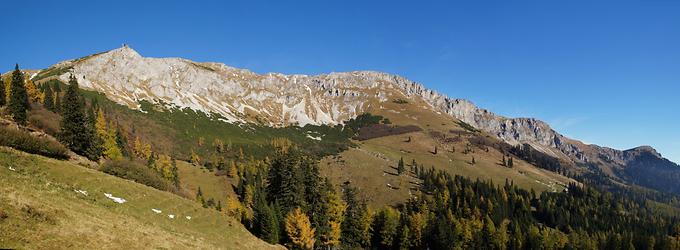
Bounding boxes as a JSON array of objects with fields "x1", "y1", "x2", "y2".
[
  {"x1": 176, "y1": 160, "x2": 238, "y2": 206},
  {"x1": 320, "y1": 93, "x2": 576, "y2": 207},
  {"x1": 0, "y1": 147, "x2": 280, "y2": 249}
]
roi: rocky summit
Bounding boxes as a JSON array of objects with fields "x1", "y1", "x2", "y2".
[{"x1": 35, "y1": 46, "x2": 675, "y2": 177}]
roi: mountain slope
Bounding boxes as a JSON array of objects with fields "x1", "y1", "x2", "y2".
[
  {"x1": 33, "y1": 45, "x2": 680, "y2": 195},
  {"x1": 0, "y1": 147, "x2": 280, "y2": 249}
]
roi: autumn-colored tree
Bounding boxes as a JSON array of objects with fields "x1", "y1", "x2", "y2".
[
  {"x1": 284, "y1": 207, "x2": 315, "y2": 250},
  {"x1": 25, "y1": 79, "x2": 42, "y2": 102},
  {"x1": 227, "y1": 161, "x2": 238, "y2": 177},
  {"x1": 212, "y1": 138, "x2": 224, "y2": 153},
  {"x1": 95, "y1": 109, "x2": 122, "y2": 160},
  {"x1": 190, "y1": 149, "x2": 201, "y2": 166},
  {"x1": 156, "y1": 154, "x2": 174, "y2": 179},
  {"x1": 317, "y1": 179, "x2": 346, "y2": 248},
  {"x1": 133, "y1": 137, "x2": 152, "y2": 160},
  {"x1": 375, "y1": 207, "x2": 400, "y2": 248},
  {"x1": 225, "y1": 196, "x2": 243, "y2": 217}
]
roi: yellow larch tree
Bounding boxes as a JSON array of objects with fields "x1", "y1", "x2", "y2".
[
  {"x1": 95, "y1": 109, "x2": 122, "y2": 160},
  {"x1": 284, "y1": 207, "x2": 316, "y2": 250}
]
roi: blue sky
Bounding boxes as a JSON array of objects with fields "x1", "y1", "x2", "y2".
[{"x1": 1, "y1": 1, "x2": 678, "y2": 163}]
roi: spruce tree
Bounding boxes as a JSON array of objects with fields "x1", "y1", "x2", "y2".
[
  {"x1": 43, "y1": 84, "x2": 54, "y2": 111},
  {"x1": 8, "y1": 64, "x2": 29, "y2": 125},
  {"x1": 59, "y1": 75, "x2": 98, "y2": 160},
  {"x1": 342, "y1": 184, "x2": 370, "y2": 248},
  {"x1": 254, "y1": 196, "x2": 280, "y2": 244},
  {"x1": 0, "y1": 73, "x2": 5, "y2": 106},
  {"x1": 397, "y1": 157, "x2": 405, "y2": 175}
]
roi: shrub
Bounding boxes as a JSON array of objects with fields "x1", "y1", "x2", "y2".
[
  {"x1": 28, "y1": 104, "x2": 61, "y2": 136},
  {"x1": 392, "y1": 98, "x2": 408, "y2": 104},
  {"x1": 354, "y1": 124, "x2": 422, "y2": 141},
  {"x1": 0, "y1": 126, "x2": 69, "y2": 159},
  {"x1": 100, "y1": 159, "x2": 178, "y2": 193}
]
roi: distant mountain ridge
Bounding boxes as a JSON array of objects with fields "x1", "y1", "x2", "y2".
[{"x1": 33, "y1": 45, "x2": 680, "y2": 193}]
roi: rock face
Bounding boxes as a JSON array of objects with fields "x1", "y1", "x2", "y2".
[{"x1": 39, "y1": 46, "x2": 669, "y2": 169}]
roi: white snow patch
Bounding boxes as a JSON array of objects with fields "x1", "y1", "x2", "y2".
[
  {"x1": 185, "y1": 216, "x2": 192, "y2": 220},
  {"x1": 74, "y1": 189, "x2": 88, "y2": 196},
  {"x1": 306, "y1": 134, "x2": 322, "y2": 141},
  {"x1": 168, "y1": 214, "x2": 175, "y2": 219},
  {"x1": 152, "y1": 209, "x2": 162, "y2": 214},
  {"x1": 8, "y1": 166, "x2": 16, "y2": 171},
  {"x1": 104, "y1": 193, "x2": 127, "y2": 204}
]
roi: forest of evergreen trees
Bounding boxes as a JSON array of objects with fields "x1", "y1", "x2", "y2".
[{"x1": 228, "y1": 142, "x2": 680, "y2": 249}]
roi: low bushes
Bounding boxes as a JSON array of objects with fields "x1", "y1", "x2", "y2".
[
  {"x1": 0, "y1": 126, "x2": 69, "y2": 159},
  {"x1": 100, "y1": 159, "x2": 178, "y2": 193},
  {"x1": 354, "y1": 124, "x2": 422, "y2": 141}
]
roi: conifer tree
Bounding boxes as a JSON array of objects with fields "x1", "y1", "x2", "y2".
[
  {"x1": 58, "y1": 75, "x2": 96, "y2": 159},
  {"x1": 43, "y1": 84, "x2": 54, "y2": 111},
  {"x1": 284, "y1": 207, "x2": 316, "y2": 250},
  {"x1": 196, "y1": 186, "x2": 205, "y2": 204},
  {"x1": 54, "y1": 91, "x2": 61, "y2": 113},
  {"x1": 342, "y1": 184, "x2": 371, "y2": 248},
  {"x1": 316, "y1": 178, "x2": 345, "y2": 248},
  {"x1": 398, "y1": 225, "x2": 411, "y2": 250},
  {"x1": 0, "y1": 73, "x2": 5, "y2": 106},
  {"x1": 254, "y1": 196, "x2": 280, "y2": 244},
  {"x1": 508, "y1": 157, "x2": 514, "y2": 168},
  {"x1": 375, "y1": 207, "x2": 400, "y2": 248},
  {"x1": 171, "y1": 159, "x2": 179, "y2": 187},
  {"x1": 397, "y1": 157, "x2": 405, "y2": 175},
  {"x1": 8, "y1": 64, "x2": 29, "y2": 125}
]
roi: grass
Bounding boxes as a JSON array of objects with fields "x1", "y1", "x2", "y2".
[
  {"x1": 176, "y1": 160, "x2": 238, "y2": 206},
  {"x1": 32, "y1": 66, "x2": 73, "y2": 82},
  {"x1": 0, "y1": 147, "x2": 280, "y2": 249},
  {"x1": 320, "y1": 93, "x2": 576, "y2": 208}
]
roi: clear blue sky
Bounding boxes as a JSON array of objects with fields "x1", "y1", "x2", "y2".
[{"x1": 1, "y1": 1, "x2": 678, "y2": 163}]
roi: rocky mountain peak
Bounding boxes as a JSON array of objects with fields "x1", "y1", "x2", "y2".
[
  {"x1": 109, "y1": 44, "x2": 142, "y2": 59},
  {"x1": 39, "y1": 47, "x2": 673, "y2": 170}
]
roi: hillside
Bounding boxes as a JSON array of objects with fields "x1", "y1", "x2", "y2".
[
  {"x1": 31, "y1": 46, "x2": 680, "y2": 197},
  {"x1": 0, "y1": 147, "x2": 279, "y2": 249}
]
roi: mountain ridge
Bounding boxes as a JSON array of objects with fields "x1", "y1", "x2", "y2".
[{"x1": 33, "y1": 45, "x2": 678, "y2": 172}]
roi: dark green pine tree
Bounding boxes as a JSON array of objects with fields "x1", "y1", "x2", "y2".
[
  {"x1": 0, "y1": 73, "x2": 5, "y2": 106},
  {"x1": 58, "y1": 75, "x2": 99, "y2": 160},
  {"x1": 54, "y1": 92, "x2": 61, "y2": 113},
  {"x1": 341, "y1": 183, "x2": 369, "y2": 248},
  {"x1": 8, "y1": 64, "x2": 29, "y2": 125},
  {"x1": 267, "y1": 151, "x2": 305, "y2": 215},
  {"x1": 397, "y1": 157, "x2": 405, "y2": 175},
  {"x1": 254, "y1": 195, "x2": 280, "y2": 244},
  {"x1": 508, "y1": 157, "x2": 514, "y2": 168},
  {"x1": 53, "y1": 81, "x2": 61, "y2": 113},
  {"x1": 43, "y1": 83, "x2": 54, "y2": 111},
  {"x1": 171, "y1": 159, "x2": 180, "y2": 187}
]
